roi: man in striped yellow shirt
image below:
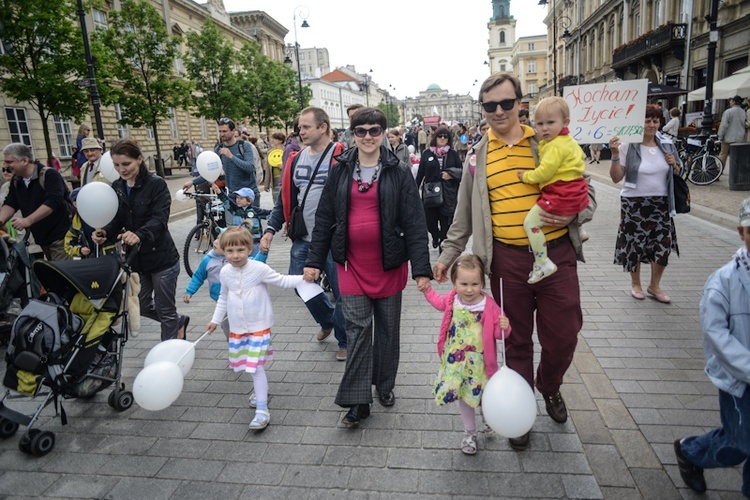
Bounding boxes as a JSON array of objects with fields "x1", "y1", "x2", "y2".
[{"x1": 434, "y1": 72, "x2": 596, "y2": 451}]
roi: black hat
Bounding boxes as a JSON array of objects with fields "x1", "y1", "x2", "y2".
[{"x1": 732, "y1": 95, "x2": 743, "y2": 104}]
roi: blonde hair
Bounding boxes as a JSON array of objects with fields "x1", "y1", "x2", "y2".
[
  {"x1": 535, "y1": 96, "x2": 570, "y2": 120},
  {"x1": 219, "y1": 227, "x2": 253, "y2": 250},
  {"x1": 450, "y1": 254, "x2": 486, "y2": 288}
]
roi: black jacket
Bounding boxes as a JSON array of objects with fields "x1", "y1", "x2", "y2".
[
  {"x1": 305, "y1": 146, "x2": 432, "y2": 279},
  {"x1": 415, "y1": 148, "x2": 463, "y2": 217},
  {"x1": 105, "y1": 169, "x2": 179, "y2": 274}
]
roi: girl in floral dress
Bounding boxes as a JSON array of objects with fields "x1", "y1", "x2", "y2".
[{"x1": 423, "y1": 255, "x2": 510, "y2": 454}]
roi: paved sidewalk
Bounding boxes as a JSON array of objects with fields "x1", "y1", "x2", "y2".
[{"x1": 0, "y1": 177, "x2": 746, "y2": 499}]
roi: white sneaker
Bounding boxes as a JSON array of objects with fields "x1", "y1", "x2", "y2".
[
  {"x1": 528, "y1": 260, "x2": 558, "y2": 284},
  {"x1": 579, "y1": 228, "x2": 590, "y2": 243}
]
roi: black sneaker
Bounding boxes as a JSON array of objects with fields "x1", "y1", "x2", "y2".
[
  {"x1": 543, "y1": 391, "x2": 568, "y2": 423},
  {"x1": 673, "y1": 439, "x2": 706, "y2": 493}
]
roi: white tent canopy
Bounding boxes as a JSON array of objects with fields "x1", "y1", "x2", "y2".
[{"x1": 687, "y1": 66, "x2": 750, "y2": 101}]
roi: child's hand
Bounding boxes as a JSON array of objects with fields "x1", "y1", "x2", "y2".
[
  {"x1": 416, "y1": 276, "x2": 431, "y2": 293},
  {"x1": 183, "y1": 294, "x2": 191, "y2": 304},
  {"x1": 499, "y1": 315, "x2": 509, "y2": 330},
  {"x1": 206, "y1": 322, "x2": 217, "y2": 335},
  {"x1": 517, "y1": 170, "x2": 525, "y2": 182},
  {"x1": 80, "y1": 247, "x2": 91, "y2": 256},
  {"x1": 210, "y1": 183, "x2": 220, "y2": 194}
]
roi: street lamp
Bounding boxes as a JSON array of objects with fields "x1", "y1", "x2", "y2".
[
  {"x1": 539, "y1": 0, "x2": 572, "y2": 96},
  {"x1": 76, "y1": 0, "x2": 105, "y2": 145},
  {"x1": 362, "y1": 69, "x2": 373, "y2": 106},
  {"x1": 283, "y1": 6, "x2": 309, "y2": 109}
]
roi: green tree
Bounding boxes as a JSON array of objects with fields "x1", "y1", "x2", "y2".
[
  {"x1": 0, "y1": 0, "x2": 88, "y2": 163},
  {"x1": 237, "y1": 43, "x2": 305, "y2": 132},
  {"x1": 377, "y1": 101, "x2": 399, "y2": 128},
  {"x1": 93, "y1": 0, "x2": 190, "y2": 178},
  {"x1": 185, "y1": 18, "x2": 241, "y2": 124}
]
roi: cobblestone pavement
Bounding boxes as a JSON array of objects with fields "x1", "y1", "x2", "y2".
[{"x1": 0, "y1": 173, "x2": 746, "y2": 499}]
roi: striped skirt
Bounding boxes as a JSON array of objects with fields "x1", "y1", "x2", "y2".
[{"x1": 228, "y1": 328, "x2": 272, "y2": 373}]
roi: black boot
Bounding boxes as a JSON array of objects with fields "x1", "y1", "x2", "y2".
[{"x1": 341, "y1": 404, "x2": 371, "y2": 427}]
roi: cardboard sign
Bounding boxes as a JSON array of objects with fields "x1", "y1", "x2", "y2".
[{"x1": 563, "y1": 79, "x2": 649, "y2": 144}]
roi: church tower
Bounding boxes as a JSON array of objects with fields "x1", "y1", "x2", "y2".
[{"x1": 487, "y1": 0, "x2": 516, "y2": 75}]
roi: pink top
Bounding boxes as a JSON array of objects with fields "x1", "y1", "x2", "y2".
[{"x1": 337, "y1": 180, "x2": 408, "y2": 298}]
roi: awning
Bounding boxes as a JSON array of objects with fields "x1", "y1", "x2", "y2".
[
  {"x1": 687, "y1": 66, "x2": 750, "y2": 101},
  {"x1": 647, "y1": 83, "x2": 689, "y2": 97}
]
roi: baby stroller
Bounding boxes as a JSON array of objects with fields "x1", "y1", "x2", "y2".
[
  {"x1": 0, "y1": 234, "x2": 35, "y2": 345},
  {"x1": 0, "y1": 254, "x2": 134, "y2": 457}
]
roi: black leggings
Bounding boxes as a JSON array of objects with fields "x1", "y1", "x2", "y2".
[{"x1": 424, "y1": 206, "x2": 452, "y2": 246}]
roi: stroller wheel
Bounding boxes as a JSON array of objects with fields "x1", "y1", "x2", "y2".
[
  {"x1": 18, "y1": 429, "x2": 40, "y2": 454},
  {"x1": 30, "y1": 430, "x2": 55, "y2": 457},
  {"x1": 0, "y1": 417, "x2": 19, "y2": 438},
  {"x1": 114, "y1": 391, "x2": 134, "y2": 412}
]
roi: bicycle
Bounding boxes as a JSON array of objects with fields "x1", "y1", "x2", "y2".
[
  {"x1": 182, "y1": 192, "x2": 225, "y2": 277},
  {"x1": 675, "y1": 135, "x2": 724, "y2": 186}
]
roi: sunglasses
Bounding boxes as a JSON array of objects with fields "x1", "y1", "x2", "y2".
[
  {"x1": 480, "y1": 99, "x2": 517, "y2": 113},
  {"x1": 3, "y1": 167, "x2": 12, "y2": 173},
  {"x1": 218, "y1": 117, "x2": 235, "y2": 127},
  {"x1": 353, "y1": 126, "x2": 384, "y2": 138},
  {"x1": 436, "y1": 133, "x2": 450, "y2": 139}
]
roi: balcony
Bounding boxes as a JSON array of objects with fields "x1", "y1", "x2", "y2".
[{"x1": 612, "y1": 23, "x2": 687, "y2": 71}]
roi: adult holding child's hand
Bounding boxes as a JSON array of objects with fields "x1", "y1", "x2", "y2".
[{"x1": 97, "y1": 139, "x2": 188, "y2": 342}]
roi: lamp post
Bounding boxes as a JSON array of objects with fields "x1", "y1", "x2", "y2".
[
  {"x1": 539, "y1": 0, "x2": 572, "y2": 96},
  {"x1": 283, "y1": 6, "x2": 309, "y2": 109},
  {"x1": 76, "y1": 0, "x2": 104, "y2": 145}
]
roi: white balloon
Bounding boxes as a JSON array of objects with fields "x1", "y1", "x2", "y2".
[
  {"x1": 144, "y1": 339, "x2": 195, "y2": 376},
  {"x1": 76, "y1": 181, "x2": 119, "y2": 229},
  {"x1": 407, "y1": 144, "x2": 415, "y2": 154},
  {"x1": 98, "y1": 151, "x2": 119, "y2": 183},
  {"x1": 481, "y1": 366, "x2": 537, "y2": 438},
  {"x1": 133, "y1": 361, "x2": 184, "y2": 411},
  {"x1": 174, "y1": 188, "x2": 188, "y2": 202},
  {"x1": 196, "y1": 151, "x2": 222, "y2": 183}
]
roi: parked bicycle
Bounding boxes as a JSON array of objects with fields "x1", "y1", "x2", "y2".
[
  {"x1": 675, "y1": 135, "x2": 724, "y2": 186},
  {"x1": 182, "y1": 192, "x2": 225, "y2": 277}
]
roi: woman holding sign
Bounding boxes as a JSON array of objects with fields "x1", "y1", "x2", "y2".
[{"x1": 609, "y1": 104, "x2": 682, "y2": 304}]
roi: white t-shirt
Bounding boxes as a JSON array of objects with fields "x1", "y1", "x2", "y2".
[{"x1": 619, "y1": 143, "x2": 669, "y2": 198}]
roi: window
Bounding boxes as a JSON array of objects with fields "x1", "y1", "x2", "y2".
[
  {"x1": 114, "y1": 104, "x2": 128, "y2": 139},
  {"x1": 528, "y1": 61, "x2": 536, "y2": 73},
  {"x1": 53, "y1": 116, "x2": 73, "y2": 157},
  {"x1": 528, "y1": 83, "x2": 537, "y2": 94},
  {"x1": 200, "y1": 117, "x2": 207, "y2": 140},
  {"x1": 5, "y1": 107, "x2": 32, "y2": 146},
  {"x1": 168, "y1": 107, "x2": 178, "y2": 139},
  {"x1": 146, "y1": 126, "x2": 154, "y2": 140},
  {"x1": 93, "y1": 9, "x2": 108, "y2": 30},
  {"x1": 175, "y1": 55, "x2": 183, "y2": 76},
  {"x1": 499, "y1": 31, "x2": 506, "y2": 44},
  {"x1": 500, "y1": 64, "x2": 506, "y2": 71},
  {"x1": 0, "y1": 37, "x2": 5, "y2": 55},
  {"x1": 528, "y1": 42, "x2": 535, "y2": 51}
]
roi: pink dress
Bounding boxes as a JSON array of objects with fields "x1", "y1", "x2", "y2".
[{"x1": 337, "y1": 180, "x2": 408, "y2": 298}]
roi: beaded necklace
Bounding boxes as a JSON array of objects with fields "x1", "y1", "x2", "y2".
[{"x1": 355, "y1": 158, "x2": 380, "y2": 192}]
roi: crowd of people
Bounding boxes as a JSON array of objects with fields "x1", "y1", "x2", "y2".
[{"x1": 1, "y1": 72, "x2": 749, "y2": 495}]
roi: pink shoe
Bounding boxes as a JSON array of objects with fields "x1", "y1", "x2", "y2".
[{"x1": 647, "y1": 287, "x2": 671, "y2": 304}]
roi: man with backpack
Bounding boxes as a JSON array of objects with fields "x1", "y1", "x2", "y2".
[
  {"x1": 0, "y1": 143, "x2": 72, "y2": 260},
  {"x1": 183, "y1": 117, "x2": 259, "y2": 207}
]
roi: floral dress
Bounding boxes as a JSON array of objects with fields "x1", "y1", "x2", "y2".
[{"x1": 434, "y1": 297, "x2": 487, "y2": 408}]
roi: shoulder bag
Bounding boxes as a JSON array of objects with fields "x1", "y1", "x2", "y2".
[{"x1": 286, "y1": 142, "x2": 334, "y2": 240}]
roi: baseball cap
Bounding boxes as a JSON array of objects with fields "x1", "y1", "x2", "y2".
[
  {"x1": 80, "y1": 137, "x2": 102, "y2": 151},
  {"x1": 234, "y1": 187, "x2": 255, "y2": 201},
  {"x1": 69, "y1": 187, "x2": 82, "y2": 202},
  {"x1": 740, "y1": 198, "x2": 750, "y2": 227}
]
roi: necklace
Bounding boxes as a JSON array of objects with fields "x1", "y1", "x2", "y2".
[{"x1": 355, "y1": 159, "x2": 380, "y2": 192}]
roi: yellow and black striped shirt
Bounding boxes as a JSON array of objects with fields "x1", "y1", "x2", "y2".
[{"x1": 486, "y1": 126, "x2": 568, "y2": 245}]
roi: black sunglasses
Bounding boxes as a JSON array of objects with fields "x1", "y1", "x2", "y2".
[
  {"x1": 436, "y1": 133, "x2": 450, "y2": 139},
  {"x1": 2, "y1": 167, "x2": 12, "y2": 173},
  {"x1": 480, "y1": 99, "x2": 517, "y2": 113},
  {"x1": 353, "y1": 126, "x2": 384, "y2": 138}
]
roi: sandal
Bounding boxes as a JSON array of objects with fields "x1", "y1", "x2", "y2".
[
  {"x1": 461, "y1": 433, "x2": 477, "y2": 455},
  {"x1": 248, "y1": 391, "x2": 257, "y2": 408},
  {"x1": 249, "y1": 409, "x2": 270, "y2": 430}
]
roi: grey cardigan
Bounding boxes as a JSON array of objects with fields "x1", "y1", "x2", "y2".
[{"x1": 622, "y1": 134, "x2": 682, "y2": 216}]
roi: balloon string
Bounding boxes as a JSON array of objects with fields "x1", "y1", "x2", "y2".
[
  {"x1": 175, "y1": 332, "x2": 211, "y2": 365},
  {"x1": 499, "y1": 277, "x2": 506, "y2": 366}
]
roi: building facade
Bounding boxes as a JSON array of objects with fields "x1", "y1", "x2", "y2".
[
  {"x1": 511, "y1": 34, "x2": 548, "y2": 108},
  {"x1": 285, "y1": 46, "x2": 331, "y2": 81},
  {"x1": 1, "y1": 0, "x2": 287, "y2": 168},
  {"x1": 403, "y1": 85, "x2": 478, "y2": 126},
  {"x1": 487, "y1": 0, "x2": 516, "y2": 73}
]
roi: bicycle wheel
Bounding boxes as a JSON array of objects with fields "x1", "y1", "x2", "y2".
[
  {"x1": 687, "y1": 154, "x2": 723, "y2": 186},
  {"x1": 183, "y1": 223, "x2": 213, "y2": 277}
]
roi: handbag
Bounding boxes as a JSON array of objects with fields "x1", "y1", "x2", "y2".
[
  {"x1": 286, "y1": 142, "x2": 334, "y2": 240},
  {"x1": 673, "y1": 173, "x2": 690, "y2": 214},
  {"x1": 422, "y1": 181, "x2": 444, "y2": 208}
]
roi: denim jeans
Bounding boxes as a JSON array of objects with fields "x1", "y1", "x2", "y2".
[
  {"x1": 682, "y1": 387, "x2": 750, "y2": 497},
  {"x1": 289, "y1": 239, "x2": 346, "y2": 349}
]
